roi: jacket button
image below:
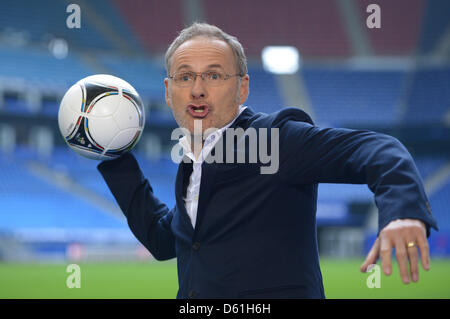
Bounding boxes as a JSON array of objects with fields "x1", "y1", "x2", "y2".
[
  {"x1": 188, "y1": 290, "x2": 196, "y2": 298},
  {"x1": 192, "y1": 242, "x2": 200, "y2": 250}
]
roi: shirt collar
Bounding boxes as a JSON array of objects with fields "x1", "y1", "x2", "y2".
[{"x1": 179, "y1": 105, "x2": 247, "y2": 161}]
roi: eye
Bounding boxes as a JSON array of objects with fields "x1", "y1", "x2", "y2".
[
  {"x1": 177, "y1": 73, "x2": 193, "y2": 82},
  {"x1": 207, "y1": 71, "x2": 222, "y2": 81}
]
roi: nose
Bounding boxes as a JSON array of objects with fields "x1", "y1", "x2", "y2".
[{"x1": 190, "y1": 75, "x2": 207, "y2": 100}]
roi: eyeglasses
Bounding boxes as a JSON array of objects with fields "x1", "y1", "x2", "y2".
[{"x1": 169, "y1": 71, "x2": 242, "y2": 87}]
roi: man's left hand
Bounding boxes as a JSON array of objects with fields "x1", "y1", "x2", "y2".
[{"x1": 360, "y1": 219, "x2": 430, "y2": 284}]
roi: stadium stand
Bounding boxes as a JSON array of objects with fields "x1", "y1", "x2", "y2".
[
  {"x1": 404, "y1": 67, "x2": 450, "y2": 124},
  {"x1": 0, "y1": 146, "x2": 144, "y2": 260},
  {"x1": 0, "y1": 0, "x2": 449, "y2": 261},
  {"x1": 357, "y1": 0, "x2": 424, "y2": 55},
  {"x1": 0, "y1": 147, "x2": 126, "y2": 230},
  {"x1": 85, "y1": 0, "x2": 145, "y2": 54},
  {"x1": 204, "y1": 0, "x2": 351, "y2": 57},
  {"x1": 114, "y1": 0, "x2": 185, "y2": 53},
  {"x1": 0, "y1": 0, "x2": 114, "y2": 51},
  {"x1": 244, "y1": 67, "x2": 286, "y2": 114},
  {"x1": 414, "y1": 156, "x2": 449, "y2": 181},
  {"x1": 42, "y1": 146, "x2": 178, "y2": 210},
  {"x1": 302, "y1": 67, "x2": 405, "y2": 127},
  {"x1": 2, "y1": 96, "x2": 32, "y2": 116},
  {"x1": 418, "y1": 0, "x2": 450, "y2": 54},
  {"x1": 430, "y1": 182, "x2": 450, "y2": 228},
  {"x1": 98, "y1": 54, "x2": 166, "y2": 100},
  {"x1": 414, "y1": 157, "x2": 450, "y2": 238},
  {"x1": 0, "y1": 45, "x2": 92, "y2": 90}
]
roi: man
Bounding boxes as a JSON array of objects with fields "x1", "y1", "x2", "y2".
[{"x1": 98, "y1": 23, "x2": 438, "y2": 298}]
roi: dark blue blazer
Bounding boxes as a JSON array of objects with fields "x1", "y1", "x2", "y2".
[{"x1": 98, "y1": 106, "x2": 438, "y2": 299}]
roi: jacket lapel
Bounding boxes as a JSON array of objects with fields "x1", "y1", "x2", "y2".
[
  {"x1": 193, "y1": 106, "x2": 257, "y2": 235},
  {"x1": 175, "y1": 157, "x2": 195, "y2": 233},
  {"x1": 193, "y1": 161, "x2": 217, "y2": 234}
]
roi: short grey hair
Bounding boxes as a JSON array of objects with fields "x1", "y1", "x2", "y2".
[{"x1": 165, "y1": 22, "x2": 248, "y2": 76}]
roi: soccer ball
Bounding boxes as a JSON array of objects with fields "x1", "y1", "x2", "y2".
[{"x1": 58, "y1": 74, "x2": 145, "y2": 161}]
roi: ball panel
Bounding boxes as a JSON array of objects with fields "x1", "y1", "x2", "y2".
[
  {"x1": 69, "y1": 144, "x2": 106, "y2": 160},
  {"x1": 81, "y1": 74, "x2": 138, "y2": 95},
  {"x1": 88, "y1": 94, "x2": 121, "y2": 117},
  {"x1": 123, "y1": 91, "x2": 145, "y2": 127},
  {"x1": 87, "y1": 115, "x2": 120, "y2": 148},
  {"x1": 113, "y1": 97, "x2": 140, "y2": 130},
  {"x1": 58, "y1": 105, "x2": 80, "y2": 138},
  {"x1": 59, "y1": 83, "x2": 84, "y2": 115},
  {"x1": 107, "y1": 128, "x2": 142, "y2": 150},
  {"x1": 65, "y1": 117, "x2": 106, "y2": 157},
  {"x1": 83, "y1": 82, "x2": 118, "y2": 113}
]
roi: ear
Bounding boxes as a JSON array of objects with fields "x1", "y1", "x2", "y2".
[
  {"x1": 239, "y1": 74, "x2": 250, "y2": 104},
  {"x1": 164, "y1": 78, "x2": 172, "y2": 109}
]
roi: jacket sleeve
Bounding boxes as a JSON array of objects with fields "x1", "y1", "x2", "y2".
[
  {"x1": 97, "y1": 152, "x2": 176, "y2": 260},
  {"x1": 278, "y1": 121, "x2": 439, "y2": 237}
]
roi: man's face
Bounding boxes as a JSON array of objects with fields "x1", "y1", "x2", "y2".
[{"x1": 164, "y1": 36, "x2": 249, "y2": 136}]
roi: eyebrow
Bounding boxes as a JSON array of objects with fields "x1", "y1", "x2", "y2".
[
  {"x1": 206, "y1": 64, "x2": 224, "y2": 69},
  {"x1": 175, "y1": 64, "x2": 224, "y2": 72}
]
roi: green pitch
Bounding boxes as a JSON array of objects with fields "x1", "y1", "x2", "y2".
[{"x1": 1, "y1": 258, "x2": 449, "y2": 298}]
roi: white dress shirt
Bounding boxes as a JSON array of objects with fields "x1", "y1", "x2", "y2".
[{"x1": 179, "y1": 105, "x2": 247, "y2": 228}]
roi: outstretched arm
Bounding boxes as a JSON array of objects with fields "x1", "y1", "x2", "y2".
[{"x1": 279, "y1": 121, "x2": 438, "y2": 283}]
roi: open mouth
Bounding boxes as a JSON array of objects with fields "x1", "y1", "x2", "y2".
[{"x1": 187, "y1": 104, "x2": 209, "y2": 118}]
